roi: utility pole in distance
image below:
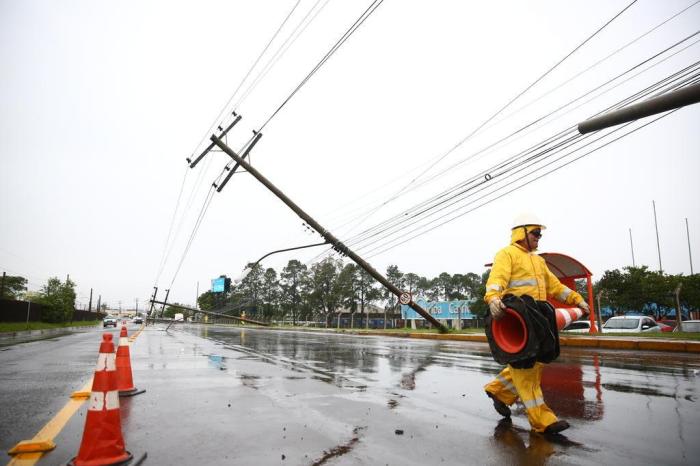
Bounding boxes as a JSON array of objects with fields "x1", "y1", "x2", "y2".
[
  {"x1": 210, "y1": 134, "x2": 448, "y2": 333},
  {"x1": 653, "y1": 201, "x2": 662, "y2": 272},
  {"x1": 686, "y1": 218, "x2": 694, "y2": 275}
]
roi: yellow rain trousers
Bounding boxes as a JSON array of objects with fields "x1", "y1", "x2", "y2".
[
  {"x1": 484, "y1": 233, "x2": 584, "y2": 432},
  {"x1": 485, "y1": 363, "x2": 558, "y2": 432}
]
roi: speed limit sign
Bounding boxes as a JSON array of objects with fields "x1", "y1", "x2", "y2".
[{"x1": 399, "y1": 292, "x2": 412, "y2": 305}]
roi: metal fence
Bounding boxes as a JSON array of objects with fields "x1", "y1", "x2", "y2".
[{"x1": 0, "y1": 299, "x2": 104, "y2": 322}]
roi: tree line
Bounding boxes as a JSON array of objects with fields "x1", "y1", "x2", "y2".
[
  {"x1": 593, "y1": 266, "x2": 699, "y2": 318},
  {"x1": 1, "y1": 275, "x2": 79, "y2": 322},
  {"x1": 191, "y1": 257, "x2": 490, "y2": 325},
  {"x1": 190, "y1": 260, "x2": 698, "y2": 325}
]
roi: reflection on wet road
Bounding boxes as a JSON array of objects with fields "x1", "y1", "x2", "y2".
[{"x1": 180, "y1": 325, "x2": 699, "y2": 465}]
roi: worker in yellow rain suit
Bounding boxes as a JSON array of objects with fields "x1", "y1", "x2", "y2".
[{"x1": 483, "y1": 213, "x2": 590, "y2": 434}]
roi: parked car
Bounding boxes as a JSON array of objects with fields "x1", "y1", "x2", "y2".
[
  {"x1": 103, "y1": 316, "x2": 118, "y2": 328},
  {"x1": 658, "y1": 317, "x2": 687, "y2": 329},
  {"x1": 673, "y1": 320, "x2": 700, "y2": 332},
  {"x1": 602, "y1": 316, "x2": 661, "y2": 333},
  {"x1": 133, "y1": 316, "x2": 143, "y2": 324},
  {"x1": 657, "y1": 322, "x2": 674, "y2": 333},
  {"x1": 561, "y1": 320, "x2": 598, "y2": 333}
]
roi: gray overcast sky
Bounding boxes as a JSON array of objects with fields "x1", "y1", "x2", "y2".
[{"x1": 1, "y1": 0, "x2": 699, "y2": 310}]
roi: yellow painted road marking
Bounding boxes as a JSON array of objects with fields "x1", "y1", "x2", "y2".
[
  {"x1": 7, "y1": 326, "x2": 145, "y2": 466},
  {"x1": 7, "y1": 379, "x2": 92, "y2": 466}
]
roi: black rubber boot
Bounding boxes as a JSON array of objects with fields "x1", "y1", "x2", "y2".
[
  {"x1": 486, "y1": 391, "x2": 511, "y2": 418},
  {"x1": 544, "y1": 420, "x2": 570, "y2": 434}
]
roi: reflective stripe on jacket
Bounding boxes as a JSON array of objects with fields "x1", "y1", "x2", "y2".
[{"x1": 484, "y1": 243, "x2": 583, "y2": 305}]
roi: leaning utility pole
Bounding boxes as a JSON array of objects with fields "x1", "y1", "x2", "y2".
[
  {"x1": 210, "y1": 135, "x2": 448, "y2": 332},
  {"x1": 160, "y1": 289, "x2": 170, "y2": 318},
  {"x1": 578, "y1": 82, "x2": 700, "y2": 134}
]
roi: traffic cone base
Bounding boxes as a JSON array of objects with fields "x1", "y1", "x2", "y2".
[{"x1": 119, "y1": 387, "x2": 146, "y2": 397}]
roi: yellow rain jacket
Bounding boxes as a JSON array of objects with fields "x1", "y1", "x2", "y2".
[
  {"x1": 484, "y1": 224, "x2": 584, "y2": 433},
  {"x1": 484, "y1": 231, "x2": 584, "y2": 306}
]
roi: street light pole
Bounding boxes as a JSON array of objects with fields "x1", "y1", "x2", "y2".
[
  {"x1": 686, "y1": 218, "x2": 694, "y2": 275},
  {"x1": 211, "y1": 135, "x2": 448, "y2": 332}
]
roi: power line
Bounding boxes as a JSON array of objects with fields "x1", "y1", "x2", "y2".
[
  {"x1": 331, "y1": 30, "x2": 700, "y2": 242},
  {"x1": 259, "y1": 0, "x2": 385, "y2": 131},
  {"x1": 353, "y1": 72, "x2": 699, "y2": 257},
  {"x1": 234, "y1": 0, "x2": 332, "y2": 112},
  {"x1": 365, "y1": 108, "x2": 680, "y2": 259},
  {"x1": 340, "y1": 64, "x2": 700, "y2": 255},
  {"x1": 366, "y1": 0, "x2": 640, "y2": 217}
]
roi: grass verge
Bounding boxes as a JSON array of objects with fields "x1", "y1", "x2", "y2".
[{"x1": 0, "y1": 320, "x2": 101, "y2": 333}]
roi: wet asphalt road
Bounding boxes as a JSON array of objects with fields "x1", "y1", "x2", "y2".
[{"x1": 2, "y1": 324, "x2": 700, "y2": 465}]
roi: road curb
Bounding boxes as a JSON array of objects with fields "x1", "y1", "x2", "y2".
[{"x1": 346, "y1": 330, "x2": 700, "y2": 353}]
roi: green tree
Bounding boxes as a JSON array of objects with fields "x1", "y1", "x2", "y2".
[
  {"x1": 359, "y1": 268, "x2": 381, "y2": 328},
  {"x1": 596, "y1": 266, "x2": 675, "y2": 315},
  {"x1": 404, "y1": 273, "x2": 420, "y2": 295},
  {"x1": 163, "y1": 303, "x2": 185, "y2": 318},
  {"x1": 425, "y1": 277, "x2": 440, "y2": 302},
  {"x1": 1, "y1": 275, "x2": 28, "y2": 299},
  {"x1": 197, "y1": 290, "x2": 216, "y2": 311},
  {"x1": 436, "y1": 272, "x2": 453, "y2": 301},
  {"x1": 467, "y1": 270, "x2": 490, "y2": 318},
  {"x1": 260, "y1": 267, "x2": 280, "y2": 321},
  {"x1": 280, "y1": 259, "x2": 309, "y2": 325},
  {"x1": 309, "y1": 257, "x2": 342, "y2": 327},
  {"x1": 336, "y1": 263, "x2": 359, "y2": 325},
  {"x1": 38, "y1": 277, "x2": 76, "y2": 322},
  {"x1": 679, "y1": 274, "x2": 700, "y2": 312},
  {"x1": 239, "y1": 263, "x2": 264, "y2": 317},
  {"x1": 383, "y1": 265, "x2": 405, "y2": 329},
  {"x1": 461, "y1": 272, "x2": 482, "y2": 300}
]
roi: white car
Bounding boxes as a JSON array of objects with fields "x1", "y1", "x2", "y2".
[
  {"x1": 561, "y1": 320, "x2": 598, "y2": 333},
  {"x1": 602, "y1": 316, "x2": 661, "y2": 333}
]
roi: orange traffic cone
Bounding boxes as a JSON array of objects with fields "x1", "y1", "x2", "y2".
[
  {"x1": 68, "y1": 333, "x2": 133, "y2": 466},
  {"x1": 554, "y1": 307, "x2": 585, "y2": 331},
  {"x1": 116, "y1": 324, "x2": 145, "y2": 397}
]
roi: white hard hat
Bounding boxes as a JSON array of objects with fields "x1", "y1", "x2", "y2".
[{"x1": 512, "y1": 213, "x2": 546, "y2": 230}]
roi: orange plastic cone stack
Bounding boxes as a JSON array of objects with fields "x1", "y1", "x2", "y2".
[
  {"x1": 69, "y1": 333, "x2": 132, "y2": 466},
  {"x1": 554, "y1": 307, "x2": 585, "y2": 331},
  {"x1": 116, "y1": 324, "x2": 143, "y2": 396}
]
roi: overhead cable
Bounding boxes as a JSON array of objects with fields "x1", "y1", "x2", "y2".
[
  {"x1": 361, "y1": 0, "x2": 640, "y2": 218},
  {"x1": 258, "y1": 0, "x2": 385, "y2": 131}
]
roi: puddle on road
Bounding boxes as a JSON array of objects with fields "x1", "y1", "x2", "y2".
[{"x1": 491, "y1": 418, "x2": 599, "y2": 465}]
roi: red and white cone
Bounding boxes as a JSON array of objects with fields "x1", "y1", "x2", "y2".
[
  {"x1": 116, "y1": 324, "x2": 144, "y2": 397},
  {"x1": 69, "y1": 333, "x2": 133, "y2": 466},
  {"x1": 554, "y1": 307, "x2": 585, "y2": 331}
]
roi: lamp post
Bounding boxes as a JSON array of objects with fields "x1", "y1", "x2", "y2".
[
  {"x1": 233, "y1": 242, "x2": 329, "y2": 324},
  {"x1": 236, "y1": 242, "x2": 329, "y2": 283}
]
